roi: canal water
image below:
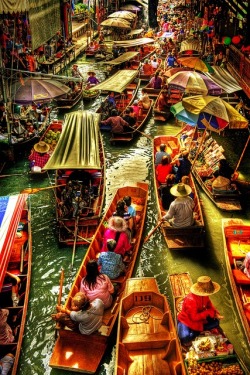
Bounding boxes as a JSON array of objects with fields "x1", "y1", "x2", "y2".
[{"x1": 1, "y1": 57, "x2": 250, "y2": 374}]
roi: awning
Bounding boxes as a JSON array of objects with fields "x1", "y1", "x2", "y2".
[
  {"x1": 0, "y1": 194, "x2": 28, "y2": 290},
  {"x1": 112, "y1": 37, "x2": 154, "y2": 48},
  {"x1": 0, "y1": 0, "x2": 29, "y2": 13},
  {"x1": 103, "y1": 51, "x2": 139, "y2": 65},
  {"x1": 90, "y1": 69, "x2": 138, "y2": 93},
  {"x1": 127, "y1": 28, "x2": 144, "y2": 36},
  {"x1": 180, "y1": 40, "x2": 202, "y2": 53},
  {"x1": 204, "y1": 66, "x2": 242, "y2": 93},
  {"x1": 43, "y1": 111, "x2": 101, "y2": 170}
]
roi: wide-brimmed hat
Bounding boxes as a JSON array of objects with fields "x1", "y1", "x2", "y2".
[
  {"x1": 108, "y1": 216, "x2": 127, "y2": 232},
  {"x1": 190, "y1": 276, "x2": 220, "y2": 296},
  {"x1": 212, "y1": 176, "x2": 230, "y2": 189},
  {"x1": 87, "y1": 71, "x2": 96, "y2": 75},
  {"x1": 170, "y1": 183, "x2": 192, "y2": 197},
  {"x1": 34, "y1": 141, "x2": 50, "y2": 154}
]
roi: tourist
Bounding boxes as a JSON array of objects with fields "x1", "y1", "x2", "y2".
[
  {"x1": 122, "y1": 107, "x2": 136, "y2": 130},
  {"x1": 162, "y1": 183, "x2": 195, "y2": 227},
  {"x1": 149, "y1": 71, "x2": 162, "y2": 89},
  {"x1": 28, "y1": 141, "x2": 50, "y2": 172},
  {"x1": 177, "y1": 276, "x2": 224, "y2": 345},
  {"x1": 142, "y1": 59, "x2": 153, "y2": 76},
  {"x1": 131, "y1": 100, "x2": 140, "y2": 119},
  {"x1": 155, "y1": 143, "x2": 171, "y2": 166},
  {"x1": 181, "y1": 175, "x2": 194, "y2": 199},
  {"x1": 98, "y1": 239, "x2": 125, "y2": 279},
  {"x1": 0, "y1": 353, "x2": 14, "y2": 375},
  {"x1": 80, "y1": 259, "x2": 114, "y2": 309},
  {"x1": 101, "y1": 216, "x2": 131, "y2": 257},
  {"x1": 0, "y1": 309, "x2": 15, "y2": 344},
  {"x1": 53, "y1": 291, "x2": 104, "y2": 335},
  {"x1": 156, "y1": 89, "x2": 169, "y2": 112},
  {"x1": 138, "y1": 89, "x2": 151, "y2": 113},
  {"x1": 172, "y1": 150, "x2": 192, "y2": 183},
  {"x1": 100, "y1": 109, "x2": 129, "y2": 134},
  {"x1": 156, "y1": 156, "x2": 173, "y2": 184},
  {"x1": 159, "y1": 174, "x2": 176, "y2": 210}
]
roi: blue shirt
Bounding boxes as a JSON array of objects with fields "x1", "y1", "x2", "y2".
[{"x1": 98, "y1": 252, "x2": 125, "y2": 279}]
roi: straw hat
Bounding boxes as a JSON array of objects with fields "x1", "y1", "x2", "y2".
[
  {"x1": 190, "y1": 276, "x2": 220, "y2": 296},
  {"x1": 170, "y1": 183, "x2": 192, "y2": 197},
  {"x1": 34, "y1": 141, "x2": 50, "y2": 154},
  {"x1": 108, "y1": 216, "x2": 127, "y2": 232},
  {"x1": 212, "y1": 176, "x2": 230, "y2": 189}
]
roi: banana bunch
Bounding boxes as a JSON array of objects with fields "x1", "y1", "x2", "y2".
[{"x1": 198, "y1": 338, "x2": 211, "y2": 351}]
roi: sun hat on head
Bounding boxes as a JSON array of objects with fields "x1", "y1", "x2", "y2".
[
  {"x1": 170, "y1": 183, "x2": 192, "y2": 197},
  {"x1": 34, "y1": 141, "x2": 50, "y2": 154},
  {"x1": 190, "y1": 276, "x2": 220, "y2": 296},
  {"x1": 108, "y1": 216, "x2": 127, "y2": 232}
]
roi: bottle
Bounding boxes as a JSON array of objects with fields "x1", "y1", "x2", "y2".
[{"x1": 30, "y1": 160, "x2": 35, "y2": 170}]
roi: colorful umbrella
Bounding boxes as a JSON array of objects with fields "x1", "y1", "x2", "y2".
[
  {"x1": 181, "y1": 95, "x2": 249, "y2": 131},
  {"x1": 170, "y1": 102, "x2": 198, "y2": 126},
  {"x1": 108, "y1": 11, "x2": 136, "y2": 20},
  {"x1": 167, "y1": 71, "x2": 223, "y2": 95},
  {"x1": 177, "y1": 57, "x2": 214, "y2": 73},
  {"x1": 101, "y1": 18, "x2": 131, "y2": 29},
  {"x1": 120, "y1": 4, "x2": 141, "y2": 12},
  {"x1": 164, "y1": 67, "x2": 193, "y2": 78}
]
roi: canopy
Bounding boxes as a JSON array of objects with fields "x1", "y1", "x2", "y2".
[
  {"x1": 112, "y1": 38, "x2": 155, "y2": 47},
  {"x1": 0, "y1": 194, "x2": 28, "y2": 290},
  {"x1": 108, "y1": 11, "x2": 136, "y2": 20},
  {"x1": 91, "y1": 70, "x2": 138, "y2": 93},
  {"x1": 204, "y1": 66, "x2": 242, "y2": 94},
  {"x1": 180, "y1": 40, "x2": 202, "y2": 53},
  {"x1": 0, "y1": 0, "x2": 28, "y2": 13},
  {"x1": 127, "y1": 28, "x2": 144, "y2": 36},
  {"x1": 177, "y1": 57, "x2": 214, "y2": 73},
  {"x1": 43, "y1": 111, "x2": 101, "y2": 170},
  {"x1": 104, "y1": 52, "x2": 139, "y2": 66},
  {"x1": 101, "y1": 18, "x2": 131, "y2": 29}
]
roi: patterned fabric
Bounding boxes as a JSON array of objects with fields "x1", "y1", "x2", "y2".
[
  {"x1": 98, "y1": 251, "x2": 125, "y2": 279},
  {"x1": 0, "y1": 309, "x2": 14, "y2": 344},
  {"x1": 28, "y1": 151, "x2": 50, "y2": 168}
]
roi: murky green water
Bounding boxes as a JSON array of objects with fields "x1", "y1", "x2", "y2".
[{"x1": 1, "y1": 58, "x2": 250, "y2": 374}]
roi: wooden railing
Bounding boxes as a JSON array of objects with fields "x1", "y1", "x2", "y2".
[{"x1": 227, "y1": 45, "x2": 250, "y2": 98}]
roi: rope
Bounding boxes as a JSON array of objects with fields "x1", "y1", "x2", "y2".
[{"x1": 128, "y1": 305, "x2": 163, "y2": 324}]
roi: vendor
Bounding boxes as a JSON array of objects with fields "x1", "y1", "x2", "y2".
[{"x1": 177, "y1": 275, "x2": 224, "y2": 346}]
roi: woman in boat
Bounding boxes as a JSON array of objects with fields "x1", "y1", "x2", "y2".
[
  {"x1": 71, "y1": 64, "x2": 84, "y2": 79},
  {"x1": 149, "y1": 71, "x2": 162, "y2": 89},
  {"x1": 159, "y1": 174, "x2": 176, "y2": 210},
  {"x1": 80, "y1": 260, "x2": 114, "y2": 309},
  {"x1": 177, "y1": 276, "x2": 224, "y2": 346},
  {"x1": 138, "y1": 89, "x2": 151, "y2": 114},
  {"x1": 0, "y1": 309, "x2": 15, "y2": 344},
  {"x1": 181, "y1": 176, "x2": 194, "y2": 199},
  {"x1": 86, "y1": 71, "x2": 100, "y2": 87},
  {"x1": 98, "y1": 239, "x2": 125, "y2": 279},
  {"x1": 113, "y1": 199, "x2": 133, "y2": 233},
  {"x1": 162, "y1": 183, "x2": 195, "y2": 228},
  {"x1": 53, "y1": 291, "x2": 104, "y2": 335},
  {"x1": 172, "y1": 150, "x2": 192, "y2": 183},
  {"x1": 155, "y1": 143, "x2": 171, "y2": 166},
  {"x1": 142, "y1": 59, "x2": 153, "y2": 76},
  {"x1": 101, "y1": 216, "x2": 131, "y2": 257},
  {"x1": 156, "y1": 156, "x2": 173, "y2": 184},
  {"x1": 130, "y1": 100, "x2": 140, "y2": 119},
  {"x1": 156, "y1": 89, "x2": 169, "y2": 112},
  {"x1": 28, "y1": 141, "x2": 50, "y2": 172}
]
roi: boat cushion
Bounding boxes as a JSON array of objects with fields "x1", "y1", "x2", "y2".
[{"x1": 232, "y1": 269, "x2": 250, "y2": 285}]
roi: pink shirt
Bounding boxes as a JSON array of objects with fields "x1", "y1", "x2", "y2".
[
  {"x1": 80, "y1": 274, "x2": 114, "y2": 309},
  {"x1": 101, "y1": 228, "x2": 131, "y2": 256}
]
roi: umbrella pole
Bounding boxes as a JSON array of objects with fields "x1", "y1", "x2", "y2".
[
  {"x1": 190, "y1": 129, "x2": 207, "y2": 169},
  {"x1": 234, "y1": 134, "x2": 250, "y2": 175}
]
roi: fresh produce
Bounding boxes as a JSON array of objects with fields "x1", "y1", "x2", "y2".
[
  {"x1": 187, "y1": 360, "x2": 243, "y2": 375},
  {"x1": 44, "y1": 130, "x2": 61, "y2": 147},
  {"x1": 198, "y1": 338, "x2": 212, "y2": 351}
]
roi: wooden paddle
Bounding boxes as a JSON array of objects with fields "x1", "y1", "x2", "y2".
[
  {"x1": 21, "y1": 184, "x2": 66, "y2": 194},
  {"x1": 144, "y1": 220, "x2": 163, "y2": 243},
  {"x1": 0, "y1": 173, "x2": 24, "y2": 178},
  {"x1": 127, "y1": 124, "x2": 153, "y2": 141}
]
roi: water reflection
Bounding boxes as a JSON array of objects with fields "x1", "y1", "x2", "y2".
[{"x1": 1, "y1": 59, "x2": 250, "y2": 374}]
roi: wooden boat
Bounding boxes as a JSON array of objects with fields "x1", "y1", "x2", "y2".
[
  {"x1": 169, "y1": 272, "x2": 248, "y2": 374},
  {"x1": 54, "y1": 83, "x2": 83, "y2": 110},
  {"x1": 43, "y1": 110, "x2": 105, "y2": 245},
  {"x1": 109, "y1": 99, "x2": 153, "y2": 144},
  {"x1": 103, "y1": 52, "x2": 140, "y2": 76},
  {"x1": 49, "y1": 182, "x2": 149, "y2": 374},
  {"x1": 143, "y1": 80, "x2": 163, "y2": 99},
  {"x1": 153, "y1": 135, "x2": 205, "y2": 249},
  {"x1": 139, "y1": 58, "x2": 163, "y2": 82},
  {"x1": 115, "y1": 277, "x2": 186, "y2": 375},
  {"x1": 222, "y1": 218, "x2": 250, "y2": 345},
  {"x1": 0, "y1": 194, "x2": 32, "y2": 374},
  {"x1": 29, "y1": 119, "x2": 63, "y2": 176},
  {"x1": 154, "y1": 88, "x2": 184, "y2": 122},
  {"x1": 82, "y1": 88, "x2": 100, "y2": 101}
]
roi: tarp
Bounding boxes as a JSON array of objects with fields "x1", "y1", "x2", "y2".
[
  {"x1": 43, "y1": 111, "x2": 101, "y2": 170},
  {"x1": 0, "y1": 194, "x2": 28, "y2": 290},
  {"x1": 90, "y1": 70, "x2": 138, "y2": 93},
  {"x1": 204, "y1": 66, "x2": 242, "y2": 94},
  {"x1": 180, "y1": 40, "x2": 202, "y2": 53},
  {"x1": 103, "y1": 52, "x2": 139, "y2": 65},
  {"x1": 0, "y1": 0, "x2": 29, "y2": 13},
  {"x1": 113, "y1": 37, "x2": 155, "y2": 47}
]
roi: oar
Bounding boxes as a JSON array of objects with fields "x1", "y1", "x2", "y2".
[
  {"x1": 0, "y1": 173, "x2": 24, "y2": 178},
  {"x1": 55, "y1": 267, "x2": 65, "y2": 338},
  {"x1": 126, "y1": 124, "x2": 153, "y2": 141},
  {"x1": 144, "y1": 220, "x2": 163, "y2": 243},
  {"x1": 71, "y1": 217, "x2": 79, "y2": 270},
  {"x1": 61, "y1": 220, "x2": 92, "y2": 244},
  {"x1": 21, "y1": 184, "x2": 66, "y2": 194}
]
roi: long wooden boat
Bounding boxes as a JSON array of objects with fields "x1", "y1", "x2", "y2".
[
  {"x1": 49, "y1": 182, "x2": 149, "y2": 373},
  {"x1": 153, "y1": 135, "x2": 205, "y2": 249},
  {"x1": 43, "y1": 110, "x2": 105, "y2": 245},
  {"x1": 103, "y1": 52, "x2": 140, "y2": 76},
  {"x1": 109, "y1": 99, "x2": 153, "y2": 144},
  {"x1": 0, "y1": 194, "x2": 32, "y2": 375},
  {"x1": 82, "y1": 88, "x2": 100, "y2": 101},
  {"x1": 54, "y1": 83, "x2": 83, "y2": 110},
  {"x1": 139, "y1": 58, "x2": 163, "y2": 82},
  {"x1": 222, "y1": 218, "x2": 250, "y2": 345},
  {"x1": 143, "y1": 80, "x2": 163, "y2": 99},
  {"x1": 115, "y1": 277, "x2": 186, "y2": 375},
  {"x1": 169, "y1": 272, "x2": 248, "y2": 374}
]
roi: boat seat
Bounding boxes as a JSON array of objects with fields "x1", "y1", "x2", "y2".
[
  {"x1": 232, "y1": 269, "x2": 250, "y2": 285},
  {"x1": 122, "y1": 331, "x2": 170, "y2": 350}
]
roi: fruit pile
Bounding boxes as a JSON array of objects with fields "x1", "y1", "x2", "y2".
[
  {"x1": 187, "y1": 361, "x2": 244, "y2": 375},
  {"x1": 43, "y1": 130, "x2": 61, "y2": 148},
  {"x1": 198, "y1": 338, "x2": 212, "y2": 351}
]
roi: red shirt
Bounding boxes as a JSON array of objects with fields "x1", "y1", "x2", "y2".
[
  {"x1": 28, "y1": 151, "x2": 50, "y2": 168},
  {"x1": 156, "y1": 164, "x2": 172, "y2": 184}
]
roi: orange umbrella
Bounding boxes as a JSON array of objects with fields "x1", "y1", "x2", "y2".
[{"x1": 177, "y1": 57, "x2": 214, "y2": 73}]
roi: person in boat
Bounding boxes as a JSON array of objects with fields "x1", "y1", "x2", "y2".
[
  {"x1": 156, "y1": 156, "x2": 173, "y2": 184},
  {"x1": 6, "y1": 272, "x2": 21, "y2": 307},
  {"x1": 177, "y1": 276, "x2": 224, "y2": 346},
  {"x1": 86, "y1": 71, "x2": 100, "y2": 87},
  {"x1": 122, "y1": 107, "x2": 136, "y2": 130},
  {"x1": 113, "y1": 199, "x2": 133, "y2": 234},
  {"x1": 243, "y1": 252, "x2": 250, "y2": 278},
  {"x1": 80, "y1": 260, "x2": 114, "y2": 309},
  {"x1": 155, "y1": 143, "x2": 171, "y2": 166},
  {"x1": 101, "y1": 216, "x2": 131, "y2": 257},
  {"x1": 106, "y1": 91, "x2": 116, "y2": 107},
  {"x1": 98, "y1": 239, "x2": 125, "y2": 279},
  {"x1": 156, "y1": 90, "x2": 169, "y2": 112},
  {"x1": 100, "y1": 109, "x2": 129, "y2": 134},
  {"x1": 166, "y1": 52, "x2": 176, "y2": 68},
  {"x1": 28, "y1": 141, "x2": 50, "y2": 172},
  {"x1": 162, "y1": 182, "x2": 195, "y2": 227},
  {"x1": 213, "y1": 159, "x2": 234, "y2": 181},
  {"x1": 149, "y1": 71, "x2": 162, "y2": 90},
  {"x1": 151, "y1": 57, "x2": 159, "y2": 69},
  {"x1": 172, "y1": 150, "x2": 192, "y2": 183},
  {"x1": 0, "y1": 309, "x2": 15, "y2": 344},
  {"x1": 123, "y1": 195, "x2": 137, "y2": 232},
  {"x1": 130, "y1": 100, "x2": 140, "y2": 119},
  {"x1": 138, "y1": 89, "x2": 151, "y2": 114},
  {"x1": 71, "y1": 64, "x2": 84, "y2": 79},
  {"x1": 53, "y1": 291, "x2": 104, "y2": 335},
  {"x1": 0, "y1": 353, "x2": 14, "y2": 375},
  {"x1": 142, "y1": 59, "x2": 153, "y2": 76},
  {"x1": 159, "y1": 174, "x2": 176, "y2": 210},
  {"x1": 12, "y1": 119, "x2": 28, "y2": 140},
  {"x1": 181, "y1": 175, "x2": 194, "y2": 199}
]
